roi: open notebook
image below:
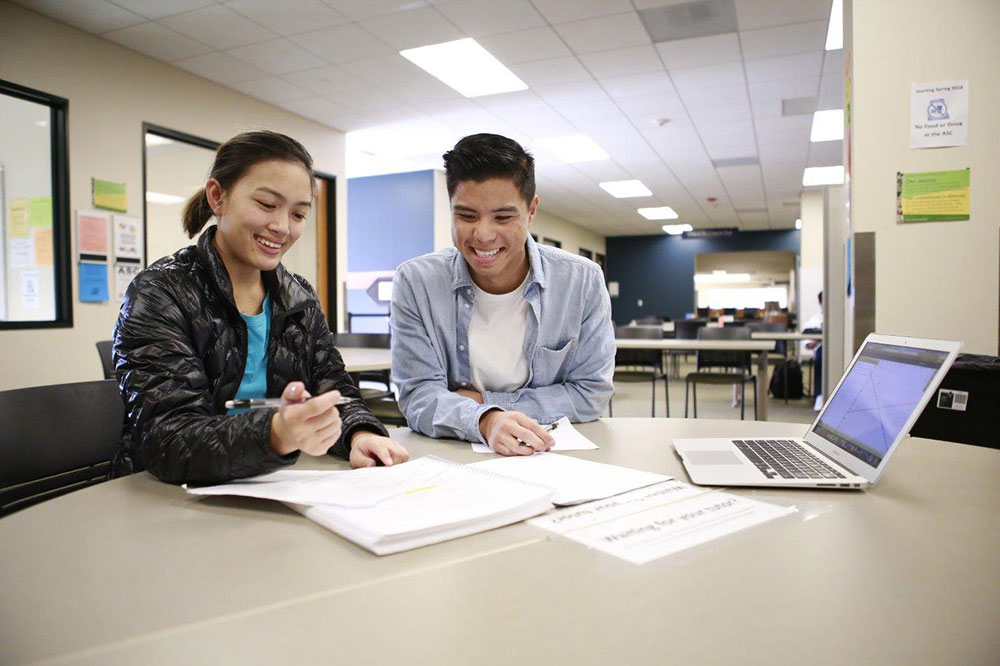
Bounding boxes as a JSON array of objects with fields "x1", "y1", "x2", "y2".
[{"x1": 187, "y1": 457, "x2": 555, "y2": 555}]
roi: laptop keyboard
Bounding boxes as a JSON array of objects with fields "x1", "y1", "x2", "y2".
[{"x1": 733, "y1": 439, "x2": 846, "y2": 480}]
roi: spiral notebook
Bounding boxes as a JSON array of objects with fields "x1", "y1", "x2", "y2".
[{"x1": 186, "y1": 457, "x2": 556, "y2": 555}]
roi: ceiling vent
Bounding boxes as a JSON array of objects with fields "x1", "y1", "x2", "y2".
[
  {"x1": 782, "y1": 96, "x2": 818, "y2": 116},
  {"x1": 638, "y1": 0, "x2": 738, "y2": 43},
  {"x1": 712, "y1": 156, "x2": 759, "y2": 168}
]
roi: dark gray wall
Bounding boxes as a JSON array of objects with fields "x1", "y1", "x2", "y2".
[{"x1": 605, "y1": 230, "x2": 801, "y2": 323}]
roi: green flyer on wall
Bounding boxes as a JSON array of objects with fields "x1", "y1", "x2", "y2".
[
  {"x1": 896, "y1": 169, "x2": 970, "y2": 223},
  {"x1": 92, "y1": 178, "x2": 128, "y2": 212}
]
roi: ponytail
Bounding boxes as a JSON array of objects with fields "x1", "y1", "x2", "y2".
[{"x1": 181, "y1": 188, "x2": 212, "y2": 238}]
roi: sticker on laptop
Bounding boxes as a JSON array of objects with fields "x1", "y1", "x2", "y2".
[{"x1": 936, "y1": 388, "x2": 968, "y2": 412}]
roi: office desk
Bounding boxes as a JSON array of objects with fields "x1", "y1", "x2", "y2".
[
  {"x1": 338, "y1": 346, "x2": 391, "y2": 372},
  {"x1": 750, "y1": 332, "x2": 823, "y2": 342},
  {"x1": 3, "y1": 419, "x2": 997, "y2": 665},
  {"x1": 617, "y1": 338, "x2": 776, "y2": 419}
]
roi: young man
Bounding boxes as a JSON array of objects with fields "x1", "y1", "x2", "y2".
[{"x1": 390, "y1": 133, "x2": 615, "y2": 456}]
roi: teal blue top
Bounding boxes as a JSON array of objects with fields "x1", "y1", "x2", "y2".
[{"x1": 229, "y1": 295, "x2": 271, "y2": 414}]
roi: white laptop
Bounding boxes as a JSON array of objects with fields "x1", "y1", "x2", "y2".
[{"x1": 673, "y1": 333, "x2": 962, "y2": 489}]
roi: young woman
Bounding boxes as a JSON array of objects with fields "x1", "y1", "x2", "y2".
[{"x1": 112, "y1": 130, "x2": 408, "y2": 484}]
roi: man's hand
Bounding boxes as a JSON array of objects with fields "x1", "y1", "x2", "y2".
[
  {"x1": 479, "y1": 410, "x2": 555, "y2": 456},
  {"x1": 270, "y1": 382, "x2": 342, "y2": 456},
  {"x1": 454, "y1": 388, "x2": 484, "y2": 403},
  {"x1": 349, "y1": 431, "x2": 410, "y2": 468}
]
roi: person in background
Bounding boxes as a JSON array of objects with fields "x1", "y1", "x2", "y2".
[
  {"x1": 113, "y1": 130, "x2": 408, "y2": 484},
  {"x1": 391, "y1": 133, "x2": 615, "y2": 456}
]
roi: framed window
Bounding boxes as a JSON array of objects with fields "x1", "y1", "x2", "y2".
[
  {"x1": 541, "y1": 236, "x2": 561, "y2": 248},
  {"x1": 0, "y1": 79, "x2": 71, "y2": 328},
  {"x1": 579, "y1": 248, "x2": 593, "y2": 260}
]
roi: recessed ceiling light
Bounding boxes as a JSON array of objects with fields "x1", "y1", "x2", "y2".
[
  {"x1": 599, "y1": 180, "x2": 652, "y2": 198},
  {"x1": 826, "y1": 0, "x2": 843, "y2": 50},
  {"x1": 536, "y1": 134, "x2": 609, "y2": 163},
  {"x1": 810, "y1": 109, "x2": 844, "y2": 142},
  {"x1": 694, "y1": 272, "x2": 751, "y2": 283},
  {"x1": 639, "y1": 206, "x2": 679, "y2": 220},
  {"x1": 795, "y1": 218, "x2": 803, "y2": 229},
  {"x1": 662, "y1": 224, "x2": 692, "y2": 235},
  {"x1": 146, "y1": 191, "x2": 186, "y2": 205},
  {"x1": 400, "y1": 38, "x2": 527, "y2": 98},
  {"x1": 145, "y1": 134, "x2": 174, "y2": 147},
  {"x1": 802, "y1": 166, "x2": 845, "y2": 186}
]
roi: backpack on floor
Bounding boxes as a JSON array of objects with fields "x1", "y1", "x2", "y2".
[{"x1": 770, "y1": 359, "x2": 804, "y2": 400}]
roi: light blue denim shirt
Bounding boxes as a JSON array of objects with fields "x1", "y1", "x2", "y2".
[{"x1": 390, "y1": 235, "x2": 615, "y2": 443}]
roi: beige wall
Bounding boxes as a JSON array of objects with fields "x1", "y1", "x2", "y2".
[
  {"x1": 848, "y1": 0, "x2": 1000, "y2": 355},
  {"x1": 531, "y1": 210, "x2": 606, "y2": 259},
  {"x1": 0, "y1": 2, "x2": 349, "y2": 390}
]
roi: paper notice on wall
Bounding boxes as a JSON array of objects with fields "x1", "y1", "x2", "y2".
[
  {"x1": 34, "y1": 228, "x2": 54, "y2": 267},
  {"x1": 20, "y1": 270, "x2": 41, "y2": 309},
  {"x1": 28, "y1": 196, "x2": 52, "y2": 229},
  {"x1": 910, "y1": 80, "x2": 968, "y2": 148},
  {"x1": 897, "y1": 169, "x2": 970, "y2": 223},
  {"x1": 10, "y1": 238, "x2": 34, "y2": 269},
  {"x1": 79, "y1": 262, "x2": 109, "y2": 303},
  {"x1": 77, "y1": 209, "x2": 110, "y2": 259},
  {"x1": 92, "y1": 178, "x2": 128, "y2": 212},
  {"x1": 8, "y1": 199, "x2": 29, "y2": 238},
  {"x1": 115, "y1": 262, "x2": 142, "y2": 302},
  {"x1": 113, "y1": 215, "x2": 142, "y2": 261}
]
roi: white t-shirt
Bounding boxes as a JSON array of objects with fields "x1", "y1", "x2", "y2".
[{"x1": 468, "y1": 275, "x2": 531, "y2": 393}]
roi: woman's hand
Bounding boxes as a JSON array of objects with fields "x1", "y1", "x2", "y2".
[
  {"x1": 349, "y1": 431, "x2": 410, "y2": 468},
  {"x1": 270, "y1": 382, "x2": 343, "y2": 456}
]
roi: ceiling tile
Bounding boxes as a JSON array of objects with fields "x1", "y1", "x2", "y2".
[
  {"x1": 343, "y1": 87, "x2": 408, "y2": 112},
  {"x1": 282, "y1": 95, "x2": 357, "y2": 126},
  {"x1": 679, "y1": 84, "x2": 749, "y2": 111},
  {"x1": 579, "y1": 45, "x2": 663, "y2": 79},
  {"x1": 342, "y1": 55, "x2": 428, "y2": 87},
  {"x1": 509, "y1": 57, "x2": 592, "y2": 88},
  {"x1": 174, "y1": 52, "x2": 270, "y2": 84},
  {"x1": 391, "y1": 77, "x2": 465, "y2": 104},
  {"x1": 434, "y1": 0, "x2": 546, "y2": 37},
  {"x1": 13, "y1": 0, "x2": 145, "y2": 33},
  {"x1": 599, "y1": 70, "x2": 677, "y2": 98},
  {"x1": 616, "y1": 92, "x2": 688, "y2": 125},
  {"x1": 533, "y1": 80, "x2": 610, "y2": 106},
  {"x1": 227, "y1": 39, "x2": 326, "y2": 75},
  {"x1": 744, "y1": 51, "x2": 823, "y2": 83},
  {"x1": 159, "y1": 5, "x2": 276, "y2": 50},
  {"x1": 739, "y1": 19, "x2": 828, "y2": 60},
  {"x1": 103, "y1": 22, "x2": 214, "y2": 61},
  {"x1": 530, "y1": 0, "x2": 634, "y2": 24},
  {"x1": 359, "y1": 6, "x2": 464, "y2": 50},
  {"x1": 231, "y1": 76, "x2": 313, "y2": 105},
  {"x1": 282, "y1": 65, "x2": 368, "y2": 96},
  {"x1": 734, "y1": 0, "x2": 832, "y2": 31},
  {"x1": 295, "y1": 23, "x2": 395, "y2": 63},
  {"x1": 817, "y1": 73, "x2": 843, "y2": 109},
  {"x1": 748, "y1": 76, "x2": 820, "y2": 111},
  {"x1": 477, "y1": 27, "x2": 572, "y2": 65},
  {"x1": 669, "y1": 61, "x2": 746, "y2": 95},
  {"x1": 822, "y1": 48, "x2": 843, "y2": 78},
  {"x1": 322, "y1": 0, "x2": 430, "y2": 21},
  {"x1": 224, "y1": 0, "x2": 348, "y2": 36},
  {"x1": 655, "y1": 32, "x2": 741, "y2": 69},
  {"x1": 103, "y1": 0, "x2": 214, "y2": 20},
  {"x1": 553, "y1": 12, "x2": 651, "y2": 55}
]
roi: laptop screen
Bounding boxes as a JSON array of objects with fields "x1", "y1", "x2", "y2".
[{"x1": 811, "y1": 341, "x2": 951, "y2": 468}]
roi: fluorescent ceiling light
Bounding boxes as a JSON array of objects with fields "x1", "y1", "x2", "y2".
[
  {"x1": 145, "y1": 134, "x2": 174, "y2": 147},
  {"x1": 810, "y1": 109, "x2": 844, "y2": 142},
  {"x1": 400, "y1": 38, "x2": 527, "y2": 98},
  {"x1": 795, "y1": 218, "x2": 803, "y2": 230},
  {"x1": 661, "y1": 224, "x2": 692, "y2": 235},
  {"x1": 599, "y1": 179, "x2": 652, "y2": 198},
  {"x1": 537, "y1": 134, "x2": 609, "y2": 163},
  {"x1": 802, "y1": 166, "x2": 845, "y2": 186},
  {"x1": 694, "y1": 272, "x2": 751, "y2": 284},
  {"x1": 146, "y1": 191, "x2": 186, "y2": 205},
  {"x1": 639, "y1": 206, "x2": 679, "y2": 221},
  {"x1": 826, "y1": 0, "x2": 843, "y2": 50}
]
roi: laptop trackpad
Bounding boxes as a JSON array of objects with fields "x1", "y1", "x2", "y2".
[{"x1": 686, "y1": 450, "x2": 743, "y2": 465}]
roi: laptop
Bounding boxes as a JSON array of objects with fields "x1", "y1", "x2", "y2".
[{"x1": 673, "y1": 333, "x2": 962, "y2": 489}]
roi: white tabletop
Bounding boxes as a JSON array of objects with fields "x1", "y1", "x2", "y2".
[
  {"x1": 750, "y1": 331, "x2": 823, "y2": 341},
  {"x1": 338, "y1": 346, "x2": 391, "y2": 372},
  {"x1": 3, "y1": 419, "x2": 997, "y2": 665},
  {"x1": 616, "y1": 338, "x2": 776, "y2": 351}
]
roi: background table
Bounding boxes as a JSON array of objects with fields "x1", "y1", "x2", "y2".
[
  {"x1": 2, "y1": 419, "x2": 997, "y2": 665},
  {"x1": 338, "y1": 346, "x2": 391, "y2": 373},
  {"x1": 616, "y1": 338, "x2": 776, "y2": 419}
]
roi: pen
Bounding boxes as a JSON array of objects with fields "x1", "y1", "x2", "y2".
[
  {"x1": 516, "y1": 420, "x2": 559, "y2": 446},
  {"x1": 224, "y1": 397, "x2": 360, "y2": 410}
]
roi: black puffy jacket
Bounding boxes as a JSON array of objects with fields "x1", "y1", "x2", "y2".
[{"x1": 112, "y1": 225, "x2": 388, "y2": 484}]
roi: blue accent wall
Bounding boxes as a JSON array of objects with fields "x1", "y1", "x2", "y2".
[
  {"x1": 347, "y1": 170, "x2": 436, "y2": 271},
  {"x1": 605, "y1": 230, "x2": 801, "y2": 324}
]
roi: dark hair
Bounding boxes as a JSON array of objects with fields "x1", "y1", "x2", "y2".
[
  {"x1": 442, "y1": 133, "x2": 535, "y2": 205},
  {"x1": 182, "y1": 130, "x2": 314, "y2": 238}
]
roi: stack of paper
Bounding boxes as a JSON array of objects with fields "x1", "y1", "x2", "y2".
[{"x1": 186, "y1": 457, "x2": 555, "y2": 555}]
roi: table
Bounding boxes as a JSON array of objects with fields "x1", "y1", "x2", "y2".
[
  {"x1": 617, "y1": 338, "x2": 776, "y2": 419},
  {"x1": 3, "y1": 419, "x2": 996, "y2": 665},
  {"x1": 338, "y1": 346, "x2": 391, "y2": 372}
]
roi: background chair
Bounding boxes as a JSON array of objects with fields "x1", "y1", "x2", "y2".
[
  {"x1": 685, "y1": 327, "x2": 757, "y2": 420},
  {"x1": 610, "y1": 326, "x2": 669, "y2": 417},
  {"x1": 96, "y1": 339, "x2": 114, "y2": 380},
  {"x1": 669, "y1": 319, "x2": 706, "y2": 378},
  {"x1": 746, "y1": 321, "x2": 793, "y2": 403},
  {"x1": 0, "y1": 379, "x2": 124, "y2": 516},
  {"x1": 333, "y1": 333, "x2": 406, "y2": 427}
]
